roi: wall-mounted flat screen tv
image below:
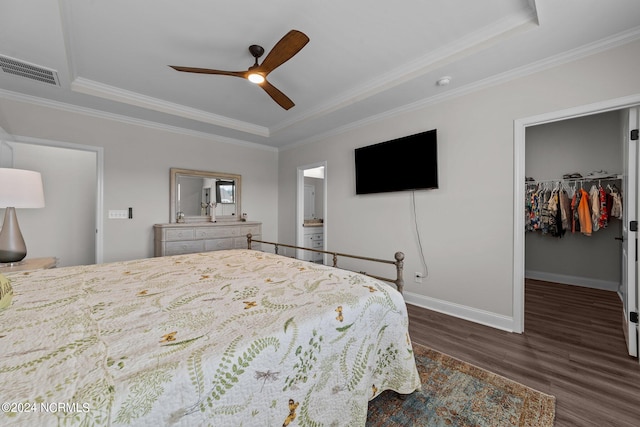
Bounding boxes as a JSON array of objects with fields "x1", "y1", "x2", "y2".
[{"x1": 355, "y1": 129, "x2": 438, "y2": 195}]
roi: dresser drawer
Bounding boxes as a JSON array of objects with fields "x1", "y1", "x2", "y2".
[
  {"x1": 154, "y1": 222, "x2": 262, "y2": 257},
  {"x1": 204, "y1": 238, "x2": 235, "y2": 251},
  {"x1": 165, "y1": 228, "x2": 196, "y2": 241},
  {"x1": 165, "y1": 240, "x2": 204, "y2": 255},
  {"x1": 196, "y1": 227, "x2": 241, "y2": 239}
]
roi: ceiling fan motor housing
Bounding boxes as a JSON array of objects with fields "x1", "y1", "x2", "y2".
[{"x1": 249, "y1": 45, "x2": 265, "y2": 59}]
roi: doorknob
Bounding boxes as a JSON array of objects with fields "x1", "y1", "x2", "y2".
[{"x1": 615, "y1": 236, "x2": 624, "y2": 241}]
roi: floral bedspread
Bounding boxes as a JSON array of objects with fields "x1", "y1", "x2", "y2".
[{"x1": 0, "y1": 249, "x2": 420, "y2": 426}]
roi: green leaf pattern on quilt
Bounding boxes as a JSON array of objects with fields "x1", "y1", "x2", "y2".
[{"x1": 0, "y1": 249, "x2": 419, "y2": 426}]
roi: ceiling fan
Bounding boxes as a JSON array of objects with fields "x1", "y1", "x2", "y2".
[{"x1": 169, "y1": 30, "x2": 309, "y2": 110}]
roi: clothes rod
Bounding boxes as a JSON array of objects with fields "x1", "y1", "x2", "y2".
[{"x1": 526, "y1": 175, "x2": 622, "y2": 185}]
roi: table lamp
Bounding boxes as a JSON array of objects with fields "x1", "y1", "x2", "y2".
[{"x1": 0, "y1": 168, "x2": 45, "y2": 264}]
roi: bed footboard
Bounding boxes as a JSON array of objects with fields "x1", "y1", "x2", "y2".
[{"x1": 247, "y1": 233, "x2": 405, "y2": 294}]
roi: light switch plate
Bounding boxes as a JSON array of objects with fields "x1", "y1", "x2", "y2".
[{"x1": 108, "y1": 210, "x2": 128, "y2": 219}]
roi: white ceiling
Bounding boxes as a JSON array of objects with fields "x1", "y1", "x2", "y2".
[{"x1": 1, "y1": 0, "x2": 640, "y2": 149}]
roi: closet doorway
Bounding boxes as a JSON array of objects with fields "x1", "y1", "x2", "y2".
[
  {"x1": 525, "y1": 111, "x2": 625, "y2": 291},
  {"x1": 514, "y1": 97, "x2": 640, "y2": 359}
]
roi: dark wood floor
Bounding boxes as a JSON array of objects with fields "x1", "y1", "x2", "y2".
[{"x1": 407, "y1": 279, "x2": 640, "y2": 427}]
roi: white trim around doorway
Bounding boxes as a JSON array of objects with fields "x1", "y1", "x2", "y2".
[
  {"x1": 513, "y1": 94, "x2": 640, "y2": 333},
  {"x1": 10, "y1": 135, "x2": 104, "y2": 264},
  {"x1": 296, "y1": 161, "x2": 328, "y2": 262}
]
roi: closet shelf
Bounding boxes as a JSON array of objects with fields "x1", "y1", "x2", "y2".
[{"x1": 526, "y1": 175, "x2": 622, "y2": 185}]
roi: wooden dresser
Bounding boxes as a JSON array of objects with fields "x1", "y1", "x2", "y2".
[{"x1": 153, "y1": 221, "x2": 262, "y2": 257}]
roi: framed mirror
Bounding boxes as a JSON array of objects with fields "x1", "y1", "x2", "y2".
[{"x1": 170, "y1": 168, "x2": 241, "y2": 223}]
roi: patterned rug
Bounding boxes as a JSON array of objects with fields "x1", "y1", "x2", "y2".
[{"x1": 367, "y1": 344, "x2": 555, "y2": 427}]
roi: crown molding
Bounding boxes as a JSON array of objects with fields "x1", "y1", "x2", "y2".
[
  {"x1": 70, "y1": 77, "x2": 270, "y2": 137},
  {"x1": 272, "y1": 7, "x2": 538, "y2": 136},
  {"x1": 281, "y1": 26, "x2": 640, "y2": 151},
  {"x1": 0, "y1": 88, "x2": 277, "y2": 152},
  {"x1": 2, "y1": 23, "x2": 638, "y2": 153}
]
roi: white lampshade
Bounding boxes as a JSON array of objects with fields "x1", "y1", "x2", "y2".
[
  {"x1": 0, "y1": 168, "x2": 45, "y2": 263},
  {"x1": 0, "y1": 168, "x2": 45, "y2": 208}
]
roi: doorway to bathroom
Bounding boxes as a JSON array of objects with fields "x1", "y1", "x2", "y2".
[{"x1": 296, "y1": 162, "x2": 327, "y2": 263}]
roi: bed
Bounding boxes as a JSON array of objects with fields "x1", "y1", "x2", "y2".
[{"x1": 0, "y1": 247, "x2": 420, "y2": 426}]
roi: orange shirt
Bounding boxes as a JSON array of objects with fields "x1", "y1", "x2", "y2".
[{"x1": 578, "y1": 188, "x2": 592, "y2": 236}]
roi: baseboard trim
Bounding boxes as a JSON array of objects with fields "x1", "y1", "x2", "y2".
[
  {"x1": 525, "y1": 270, "x2": 619, "y2": 291},
  {"x1": 403, "y1": 291, "x2": 515, "y2": 333}
]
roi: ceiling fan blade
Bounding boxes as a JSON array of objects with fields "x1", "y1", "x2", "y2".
[
  {"x1": 260, "y1": 80, "x2": 295, "y2": 110},
  {"x1": 258, "y1": 30, "x2": 309, "y2": 75},
  {"x1": 169, "y1": 65, "x2": 247, "y2": 78}
]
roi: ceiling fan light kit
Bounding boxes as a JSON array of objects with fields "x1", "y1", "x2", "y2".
[
  {"x1": 169, "y1": 30, "x2": 309, "y2": 110},
  {"x1": 247, "y1": 73, "x2": 265, "y2": 84}
]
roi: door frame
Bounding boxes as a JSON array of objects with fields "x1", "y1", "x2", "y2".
[
  {"x1": 296, "y1": 161, "x2": 327, "y2": 260},
  {"x1": 623, "y1": 106, "x2": 639, "y2": 356},
  {"x1": 513, "y1": 94, "x2": 640, "y2": 333},
  {"x1": 7, "y1": 134, "x2": 104, "y2": 264}
]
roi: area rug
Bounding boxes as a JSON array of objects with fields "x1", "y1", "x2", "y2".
[{"x1": 367, "y1": 344, "x2": 555, "y2": 427}]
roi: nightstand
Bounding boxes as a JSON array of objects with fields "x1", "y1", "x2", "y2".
[{"x1": 0, "y1": 257, "x2": 58, "y2": 273}]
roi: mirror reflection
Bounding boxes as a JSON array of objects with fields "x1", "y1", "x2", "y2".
[{"x1": 170, "y1": 168, "x2": 241, "y2": 223}]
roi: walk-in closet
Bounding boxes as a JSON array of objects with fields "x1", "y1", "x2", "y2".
[
  {"x1": 525, "y1": 110, "x2": 625, "y2": 292},
  {"x1": 523, "y1": 109, "x2": 636, "y2": 359}
]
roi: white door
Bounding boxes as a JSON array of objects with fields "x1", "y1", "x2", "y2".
[{"x1": 622, "y1": 107, "x2": 639, "y2": 357}]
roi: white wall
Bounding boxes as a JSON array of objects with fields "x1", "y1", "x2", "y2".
[
  {"x1": 0, "y1": 102, "x2": 279, "y2": 263},
  {"x1": 278, "y1": 39, "x2": 640, "y2": 329},
  {"x1": 4, "y1": 142, "x2": 97, "y2": 267}
]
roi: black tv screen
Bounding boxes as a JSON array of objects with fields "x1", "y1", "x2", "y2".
[{"x1": 355, "y1": 129, "x2": 438, "y2": 195}]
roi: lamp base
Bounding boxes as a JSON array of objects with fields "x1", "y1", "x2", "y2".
[
  {"x1": 0, "y1": 261, "x2": 25, "y2": 267},
  {"x1": 0, "y1": 207, "x2": 27, "y2": 263}
]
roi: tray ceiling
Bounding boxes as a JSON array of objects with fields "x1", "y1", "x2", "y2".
[{"x1": 1, "y1": 0, "x2": 639, "y2": 148}]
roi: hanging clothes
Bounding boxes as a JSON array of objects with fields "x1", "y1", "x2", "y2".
[
  {"x1": 598, "y1": 185, "x2": 608, "y2": 229},
  {"x1": 547, "y1": 188, "x2": 566, "y2": 237},
  {"x1": 578, "y1": 187, "x2": 593, "y2": 236},
  {"x1": 525, "y1": 178, "x2": 622, "y2": 238},
  {"x1": 526, "y1": 185, "x2": 540, "y2": 232},
  {"x1": 547, "y1": 188, "x2": 559, "y2": 236},
  {"x1": 610, "y1": 186, "x2": 623, "y2": 219},
  {"x1": 559, "y1": 188, "x2": 571, "y2": 232},
  {"x1": 539, "y1": 188, "x2": 552, "y2": 234},
  {"x1": 589, "y1": 185, "x2": 600, "y2": 233},
  {"x1": 571, "y1": 189, "x2": 580, "y2": 233}
]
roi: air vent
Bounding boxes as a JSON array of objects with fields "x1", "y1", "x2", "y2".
[{"x1": 0, "y1": 54, "x2": 60, "y2": 86}]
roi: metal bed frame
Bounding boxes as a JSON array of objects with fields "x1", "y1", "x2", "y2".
[{"x1": 246, "y1": 233, "x2": 405, "y2": 294}]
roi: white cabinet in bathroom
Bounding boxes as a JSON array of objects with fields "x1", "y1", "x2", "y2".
[{"x1": 302, "y1": 225, "x2": 324, "y2": 263}]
